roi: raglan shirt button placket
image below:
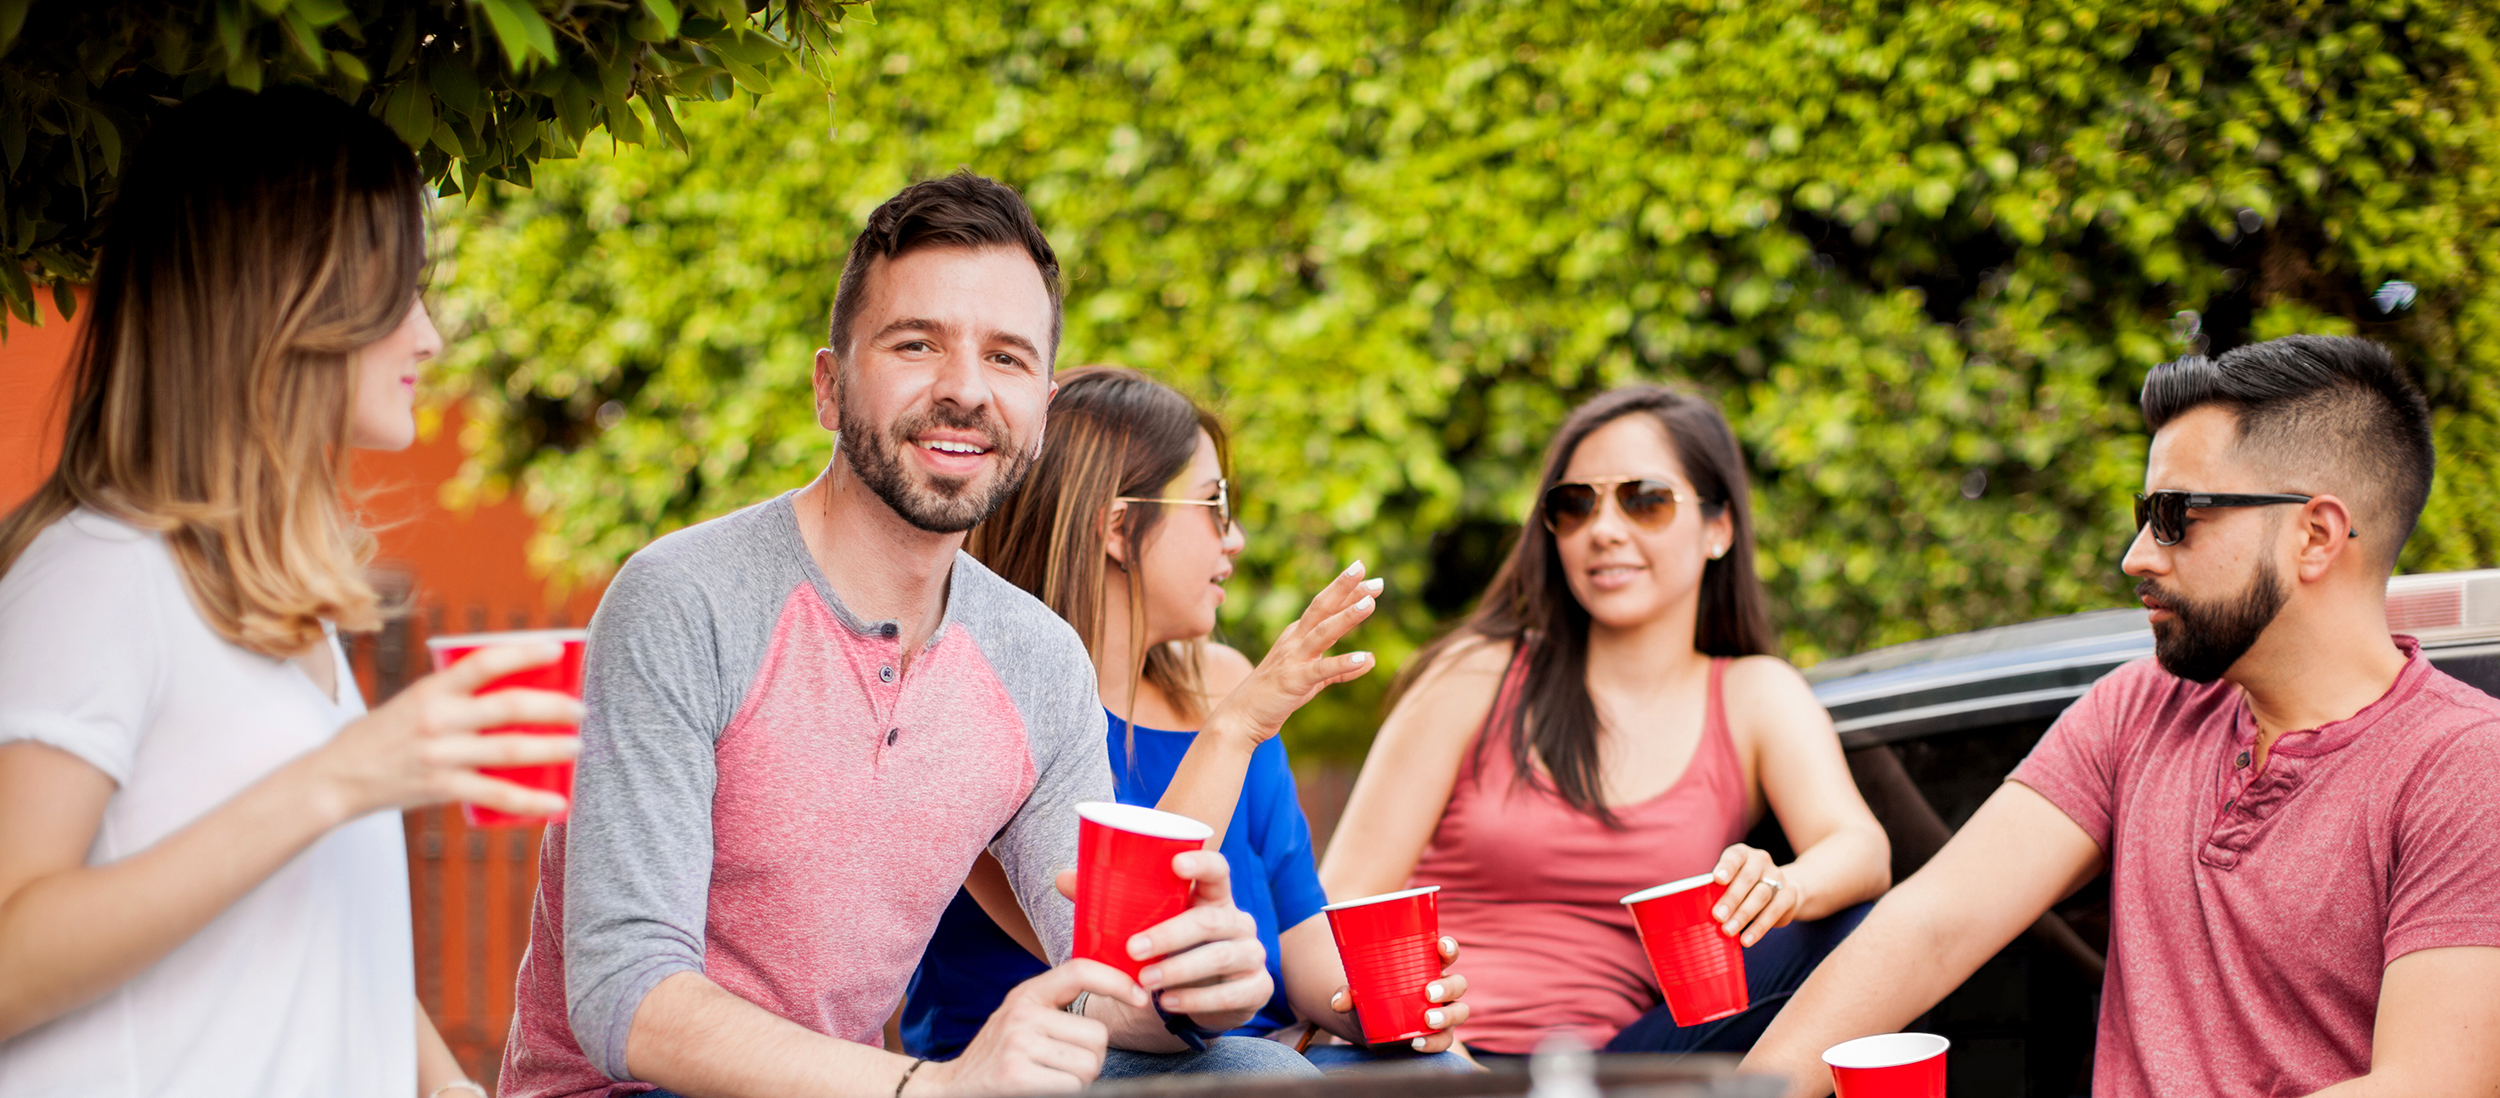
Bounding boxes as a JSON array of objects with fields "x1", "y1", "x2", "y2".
[{"x1": 874, "y1": 622, "x2": 903, "y2": 756}]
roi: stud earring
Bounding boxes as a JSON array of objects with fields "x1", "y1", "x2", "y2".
[{"x1": 1709, "y1": 545, "x2": 1726, "y2": 560}]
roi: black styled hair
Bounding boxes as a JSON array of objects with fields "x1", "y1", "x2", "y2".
[
  {"x1": 826, "y1": 170, "x2": 1062, "y2": 364},
  {"x1": 2140, "y1": 334, "x2": 2433, "y2": 562}
]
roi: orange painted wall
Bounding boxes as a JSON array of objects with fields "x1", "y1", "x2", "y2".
[
  {"x1": 3, "y1": 293, "x2": 601, "y2": 1083},
  {"x1": 354, "y1": 416, "x2": 607, "y2": 625},
  {"x1": 0, "y1": 290, "x2": 602, "y2": 625},
  {"x1": 0, "y1": 292, "x2": 81, "y2": 510}
]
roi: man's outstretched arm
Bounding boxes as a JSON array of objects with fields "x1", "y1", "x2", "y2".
[
  {"x1": 625, "y1": 972, "x2": 912, "y2": 1098},
  {"x1": 1740, "y1": 781, "x2": 2105, "y2": 1098},
  {"x1": 2303, "y1": 946, "x2": 2500, "y2": 1096},
  {"x1": 627, "y1": 961, "x2": 1152, "y2": 1098}
]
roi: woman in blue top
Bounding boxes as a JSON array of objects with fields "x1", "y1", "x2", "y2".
[{"x1": 904, "y1": 367, "x2": 1473, "y2": 1071}]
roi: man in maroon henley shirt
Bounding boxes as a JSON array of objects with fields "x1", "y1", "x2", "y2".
[{"x1": 1742, "y1": 335, "x2": 2500, "y2": 1097}]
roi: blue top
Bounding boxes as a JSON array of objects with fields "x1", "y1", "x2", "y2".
[{"x1": 902, "y1": 710, "x2": 1329, "y2": 1058}]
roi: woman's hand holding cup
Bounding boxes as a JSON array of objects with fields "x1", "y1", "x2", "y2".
[
  {"x1": 300, "y1": 642, "x2": 583, "y2": 825},
  {"x1": 1329, "y1": 934, "x2": 1471, "y2": 1052},
  {"x1": 1710, "y1": 842, "x2": 1802, "y2": 946}
]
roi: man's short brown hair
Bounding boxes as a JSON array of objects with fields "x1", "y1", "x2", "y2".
[{"x1": 826, "y1": 171, "x2": 1062, "y2": 364}]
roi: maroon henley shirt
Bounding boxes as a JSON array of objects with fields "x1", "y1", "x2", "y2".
[{"x1": 2010, "y1": 636, "x2": 2500, "y2": 1097}]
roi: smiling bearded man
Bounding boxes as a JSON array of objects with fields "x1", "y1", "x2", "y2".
[
  {"x1": 499, "y1": 172, "x2": 1309, "y2": 1098},
  {"x1": 838, "y1": 365, "x2": 1032, "y2": 534}
]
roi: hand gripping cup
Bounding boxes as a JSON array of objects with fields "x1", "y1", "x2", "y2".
[
  {"x1": 1823, "y1": 1033, "x2": 1949, "y2": 1098},
  {"x1": 1072, "y1": 802, "x2": 1215, "y2": 981},
  {"x1": 1323, "y1": 886, "x2": 1444, "y2": 1045},
  {"x1": 1620, "y1": 873, "x2": 1749, "y2": 1026},
  {"x1": 425, "y1": 629, "x2": 587, "y2": 828}
]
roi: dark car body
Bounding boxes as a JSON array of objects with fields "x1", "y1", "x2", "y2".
[{"x1": 1777, "y1": 569, "x2": 2500, "y2": 1097}]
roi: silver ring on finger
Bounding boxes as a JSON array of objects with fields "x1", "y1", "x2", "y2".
[{"x1": 1763, "y1": 878, "x2": 1783, "y2": 892}]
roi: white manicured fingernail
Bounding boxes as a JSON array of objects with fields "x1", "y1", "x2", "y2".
[
  {"x1": 1350, "y1": 652, "x2": 1373, "y2": 665},
  {"x1": 1355, "y1": 596, "x2": 1374, "y2": 612},
  {"x1": 1426, "y1": 982, "x2": 1445, "y2": 1000},
  {"x1": 1359, "y1": 577, "x2": 1384, "y2": 594},
  {"x1": 1412, "y1": 1037, "x2": 1430, "y2": 1051},
  {"x1": 1343, "y1": 560, "x2": 1364, "y2": 577},
  {"x1": 1426, "y1": 1009, "x2": 1446, "y2": 1028}
]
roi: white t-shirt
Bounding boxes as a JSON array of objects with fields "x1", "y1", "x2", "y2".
[{"x1": 0, "y1": 510, "x2": 415, "y2": 1098}]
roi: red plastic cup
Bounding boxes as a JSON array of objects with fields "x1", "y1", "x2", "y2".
[
  {"x1": 425, "y1": 629, "x2": 587, "y2": 828},
  {"x1": 1823, "y1": 1033, "x2": 1949, "y2": 1098},
  {"x1": 1323, "y1": 886, "x2": 1444, "y2": 1045},
  {"x1": 1071, "y1": 802, "x2": 1214, "y2": 981},
  {"x1": 1620, "y1": 873, "x2": 1749, "y2": 1026}
]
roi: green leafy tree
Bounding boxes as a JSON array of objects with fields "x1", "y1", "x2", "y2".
[
  {"x1": 437, "y1": 0, "x2": 2500, "y2": 761},
  {"x1": 0, "y1": 0, "x2": 861, "y2": 325}
]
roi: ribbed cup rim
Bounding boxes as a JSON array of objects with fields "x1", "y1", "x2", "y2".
[
  {"x1": 1822, "y1": 1032, "x2": 1950, "y2": 1069},
  {"x1": 1322, "y1": 885, "x2": 1441, "y2": 912},
  {"x1": 426, "y1": 628, "x2": 589, "y2": 649},
  {"x1": 1076, "y1": 801, "x2": 1214, "y2": 841},
  {"x1": 1619, "y1": 873, "x2": 1717, "y2": 906}
]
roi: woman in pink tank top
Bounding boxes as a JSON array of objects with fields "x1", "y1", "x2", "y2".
[{"x1": 1321, "y1": 386, "x2": 1892, "y2": 1056}]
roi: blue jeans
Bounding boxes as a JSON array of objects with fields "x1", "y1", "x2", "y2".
[
  {"x1": 1604, "y1": 901, "x2": 1874, "y2": 1054},
  {"x1": 1301, "y1": 1042, "x2": 1479, "y2": 1074},
  {"x1": 1101, "y1": 1035, "x2": 1324, "y2": 1079}
]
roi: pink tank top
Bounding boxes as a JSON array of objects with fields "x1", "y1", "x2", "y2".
[{"x1": 1407, "y1": 648, "x2": 1748, "y2": 1054}]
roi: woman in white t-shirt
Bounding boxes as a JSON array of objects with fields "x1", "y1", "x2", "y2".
[{"x1": 0, "y1": 89, "x2": 583, "y2": 1098}]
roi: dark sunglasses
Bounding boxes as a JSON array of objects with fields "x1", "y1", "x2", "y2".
[
  {"x1": 1541, "y1": 477, "x2": 1690, "y2": 536},
  {"x1": 2132, "y1": 490, "x2": 2317, "y2": 546}
]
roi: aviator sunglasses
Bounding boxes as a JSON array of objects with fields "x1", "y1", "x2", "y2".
[
  {"x1": 2131, "y1": 490, "x2": 2327, "y2": 546},
  {"x1": 1541, "y1": 477, "x2": 1692, "y2": 537},
  {"x1": 1114, "y1": 477, "x2": 1234, "y2": 533}
]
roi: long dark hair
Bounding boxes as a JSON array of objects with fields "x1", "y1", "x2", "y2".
[
  {"x1": 967, "y1": 366, "x2": 1232, "y2": 723},
  {"x1": 1390, "y1": 385, "x2": 1775, "y2": 825}
]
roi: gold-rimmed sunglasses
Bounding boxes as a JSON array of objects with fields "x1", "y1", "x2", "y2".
[
  {"x1": 1541, "y1": 476, "x2": 1691, "y2": 537},
  {"x1": 1114, "y1": 477, "x2": 1234, "y2": 533}
]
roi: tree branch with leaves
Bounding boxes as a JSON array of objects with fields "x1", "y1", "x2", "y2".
[{"x1": 0, "y1": 0, "x2": 864, "y2": 328}]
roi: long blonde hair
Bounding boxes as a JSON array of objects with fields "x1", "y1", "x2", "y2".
[
  {"x1": 967, "y1": 366, "x2": 1231, "y2": 723},
  {"x1": 0, "y1": 88, "x2": 426, "y2": 657}
]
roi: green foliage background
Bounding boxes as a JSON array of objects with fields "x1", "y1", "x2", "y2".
[{"x1": 437, "y1": 0, "x2": 2500, "y2": 762}]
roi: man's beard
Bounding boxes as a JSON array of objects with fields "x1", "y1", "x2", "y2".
[
  {"x1": 837, "y1": 387, "x2": 1036, "y2": 535},
  {"x1": 2139, "y1": 559, "x2": 2289, "y2": 684}
]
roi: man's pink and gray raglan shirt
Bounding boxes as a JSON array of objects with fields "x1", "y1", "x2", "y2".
[{"x1": 500, "y1": 494, "x2": 1112, "y2": 1098}]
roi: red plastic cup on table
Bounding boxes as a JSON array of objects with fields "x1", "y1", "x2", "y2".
[
  {"x1": 424, "y1": 628, "x2": 587, "y2": 828},
  {"x1": 1071, "y1": 802, "x2": 1214, "y2": 981},
  {"x1": 1823, "y1": 1033, "x2": 1949, "y2": 1098},
  {"x1": 1323, "y1": 885, "x2": 1444, "y2": 1045},
  {"x1": 1619, "y1": 873, "x2": 1749, "y2": 1026}
]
